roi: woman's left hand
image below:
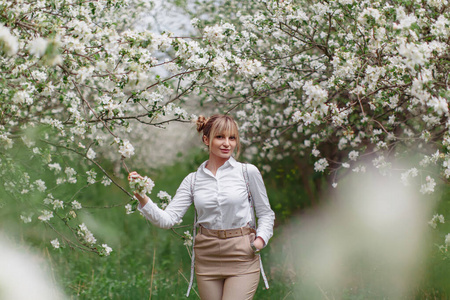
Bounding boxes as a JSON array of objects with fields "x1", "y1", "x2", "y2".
[{"x1": 253, "y1": 236, "x2": 265, "y2": 250}]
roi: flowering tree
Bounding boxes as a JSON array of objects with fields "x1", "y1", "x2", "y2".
[
  {"x1": 2, "y1": 0, "x2": 449, "y2": 254},
  {"x1": 185, "y1": 0, "x2": 449, "y2": 193},
  {"x1": 0, "y1": 0, "x2": 222, "y2": 254},
  {"x1": 175, "y1": 0, "x2": 450, "y2": 247}
]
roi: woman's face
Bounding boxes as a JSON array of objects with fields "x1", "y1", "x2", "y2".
[{"x1": 204, "y1": 132, "x2": 237, "y2": 161}]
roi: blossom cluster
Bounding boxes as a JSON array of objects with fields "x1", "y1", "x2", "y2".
[
  {"x1": 77, "y1": 223, "x2": 97, "y2": 246},
  {"x1": 182, "y1": 231, "x2": 193, "y2": 247},
  {"x1": 128, "y1": 174, "x2": 155, "y2": 197},
  {"x1": 157, "y1": 190, "x2": 172, "y2": 209}
]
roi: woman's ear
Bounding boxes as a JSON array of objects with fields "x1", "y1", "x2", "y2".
[{"x1": 203, "y1": 135, "x2": 209, "y2": 146}]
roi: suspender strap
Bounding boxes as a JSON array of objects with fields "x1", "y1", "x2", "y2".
[
  {"x1": 186, "y1": 172, "x2": 197, "y2": 297},
  {"x1": 242, "y1": 163, "x2": 270, "y2": 290}
]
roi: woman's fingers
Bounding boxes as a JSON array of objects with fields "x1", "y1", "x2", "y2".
[{"x1": 128, "y1": 171, "x2": 142, "y2": 181}]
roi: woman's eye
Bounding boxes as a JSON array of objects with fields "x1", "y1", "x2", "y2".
[
  {"x1": 216, "y1": 135, "x2": 223, "y2": 139},
  {"x1": 230, "y1": 136, "x2": 236, "y2": 140}
]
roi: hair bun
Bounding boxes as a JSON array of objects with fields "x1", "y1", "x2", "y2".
[{"x1": 196, "y1": 115, "x2": 209, "y2": 133}]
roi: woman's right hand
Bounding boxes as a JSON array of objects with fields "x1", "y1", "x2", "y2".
[
  {"x1": 128, "y1": 171, "x2": 142, "y2": 182},
  {"x1": 128, "y1": 171, "x2": 149, "y2": 207}
]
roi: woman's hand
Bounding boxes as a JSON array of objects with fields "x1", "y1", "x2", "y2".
[
  {"x1": 128, "y1": 171, "x2": 142, "y2": 182},
  {"x1": 253, "y1": 236, "x2": 265, "y2": 250},
  {"x1": 128, "y1": 171, "x2": 149, "y2": 207}
]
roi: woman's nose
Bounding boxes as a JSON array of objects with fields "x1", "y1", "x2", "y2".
[{"x1": 223, "y1": 138, "x2": 230, "y2": 146}]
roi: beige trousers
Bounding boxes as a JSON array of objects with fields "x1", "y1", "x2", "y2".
[{"x1": 194, "y1": 230, "x2": 261, "y2": 300}]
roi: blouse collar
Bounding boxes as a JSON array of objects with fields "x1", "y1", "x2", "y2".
[{"x1": 199, "y1": 156, "x2": 238, "y2": 174}]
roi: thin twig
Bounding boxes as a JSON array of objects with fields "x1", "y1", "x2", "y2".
[
  {"x1": 149, "y1": 248, "x2": 156, "y2": 300},
  {"x1": 178, "y1": 270, "x2": 200, "y2": 299}
]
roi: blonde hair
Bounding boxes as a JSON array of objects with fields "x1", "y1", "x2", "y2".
[{"x1": 196, "y1": 114, "x2": 241, "y2": 158}]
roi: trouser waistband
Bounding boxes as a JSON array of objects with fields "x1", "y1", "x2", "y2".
[{"x1": 199, "y1": 225, "x2": 256, "y2": 239}]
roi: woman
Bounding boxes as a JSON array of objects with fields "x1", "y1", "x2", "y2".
[{"x1": 129, "y1": 114, "x2": 275, "y2": 300}]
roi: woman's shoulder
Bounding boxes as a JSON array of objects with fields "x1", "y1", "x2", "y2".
[
  {"x1": 237, "y1": 161, "x2": 261, "y2": 176},
  {"x1": 178, "y1": 171, "x2": 198, "y2": 188},
  {"x1": 182, "y1": 171, "x2": 197, "y2": 181}
]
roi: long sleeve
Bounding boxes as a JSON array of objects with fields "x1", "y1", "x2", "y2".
[
  {"x1": 138, "y1": 173, "x2": 194, "y2": 229},
  {"x1": 247, "y1": 164, "x2": 275, "y2": 246}
]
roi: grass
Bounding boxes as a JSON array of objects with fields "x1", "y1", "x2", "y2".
[{"x1": 2, "y1": 151, "x2": 450, "y2": 299}]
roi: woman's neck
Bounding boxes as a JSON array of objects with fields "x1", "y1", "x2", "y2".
[{"x1": 205, "y1": 156, "x2": 229, "y2": 176}]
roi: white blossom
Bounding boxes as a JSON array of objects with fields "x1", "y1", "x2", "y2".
[
  {"x1": 38, "y1": 210, "x2": 53, "y2": 222},
  {"x1": 34, "y1": 179, "x2": 47, "y2": 192},
  {"x1": 129, "y1": 174, "x2": 155, "y2": 197},
  {"x1": 429, "y1": 214, "x2": 445, "y2": 229},
  {"x1": 29, "y1": 37, "x2": 49, "y2": 57},
  {"x1": 51, "y1": 238, "x2": 60, "y2": 249},
  {"x1": 445, "y1": 233, "x2": 450, "y2": 246},
  {"x1": 119, "y1": 140, "x2": 135, "y2": 158},
  {"x1": 48, "y1": 163, "x2": 62, "y2": 174},
  {"x1": 0, "y1": 24, "x2": 19, "y2": 55},
  {"x1": 71, "y1": 200, "x2": 82, "y2": 210},
  {"x1": 183, "y1": 231, "x2": 193, "y2": 247},
  {"x1": 101, "y1": 176, "x2": 112, "y2": 186},
  {"x1": 348, "y1": 150, "x2": 359, "y2": 161},
  {"x1": 52, "y1": 200, "x2": 64, "y2": 210},
  {"x1": 86, "y1": 148, "x2": 96, "y2": 160},
  {"x1": 20, "y1": 214, "x2": 32, "y2": 223},
  {"x1": 314, "y1": 158, "x2": 329, "y2": 172},
  {"x1": 77, "y1": 223, "x2": 97, "y2": 245},
  {"x1": 420, "y1": 176, "x2": 436, "y2": 194},
  {"x1": 125, "y1": 204, "x2": 134, "y2": 214},
  {"x1": 428, "y1": 96, "x2": 449, "y2": 116},
  {"x1": 101, "y1": 244, "x2": 113, "y2": 256}
]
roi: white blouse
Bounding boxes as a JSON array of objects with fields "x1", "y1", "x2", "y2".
[{"x1": 138, "y1": 157, "x2": 275, "y2": 245}]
